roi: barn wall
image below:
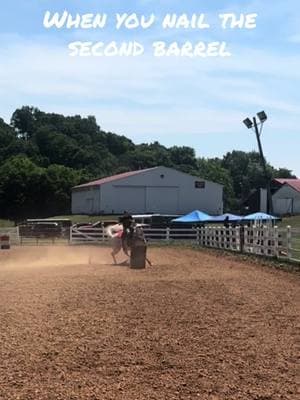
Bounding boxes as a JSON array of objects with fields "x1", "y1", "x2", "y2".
[
  {"x1": 71, "y1": 187, "x2": 100, "y2": 214},
  {"x1": 272, "y1": 185, "x2": 300, "y2": 215},
  {"x1": 100, "y1": 166, "x2": 223, "y2": 215}
]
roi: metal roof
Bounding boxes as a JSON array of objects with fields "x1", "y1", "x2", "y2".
[
  {"x1": 273, "y1": 178, "x2": 300, "y2": 193},
  {"x1": 72, "y1": 165, "x2": 223, "y2": 190},
  {"x1": 73, "y1": 167, "x2": 157, "y2": 189}
]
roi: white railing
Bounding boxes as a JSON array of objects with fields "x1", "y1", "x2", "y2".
[
  {"x1": 0, "y1": 227, "x2": 20, "y2": 245},
  {"x1": 289, "y1": 227, "x2": 300, "y2": 262},
  {"x1": 197, "y1": 226, "x2": 241, "y2": 251},
  {"x1": 242, "y1": 226, "x2": 287, "y2": 257},
  {"x1": 69, "y1": 225, "x2": 244, "y2": 253},
  {"x1": 13, "y1": 224, "x2": 299, "y2": 263},
  {"x1": 70, "y1": 226, "x2": 107, "y2": 244}
]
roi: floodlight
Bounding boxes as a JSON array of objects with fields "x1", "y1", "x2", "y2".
[
  {"x1": 242, "y1": 110, "x2": 272, "y2": 213},
  {"x1": 257, "y1": 111, "x2": 267, "y2": 123},
  {"x1": 243, "y1": 118, "x2": 253, "y2": 129}
]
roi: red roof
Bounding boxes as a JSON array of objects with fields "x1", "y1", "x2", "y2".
[
  {"x1": 273, "y1": 178, "x2": 300, "y2": 193},
  {"x1": 73, "y1": 167, "x2": 157, "y2": 189}
]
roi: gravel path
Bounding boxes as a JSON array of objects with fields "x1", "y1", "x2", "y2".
[{"x1": 0, "y1": 246, "x2": 299, "y2": 400}]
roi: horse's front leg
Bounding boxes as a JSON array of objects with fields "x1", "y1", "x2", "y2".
[
  {"x1": 112, "y1": 253, "x2": 117, "y2": 264},
  {"x1": 111, "y1": 238, "x2": 122, "y2": 264},
  {"x1": 123, "y1": 245, "x2": 128, "y2": 256},
  {"x1": 121, "y1": 237, "x2": 130, "y2": 257}
]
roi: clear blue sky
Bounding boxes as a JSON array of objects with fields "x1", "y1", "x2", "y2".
[{"x1": 0, "y1": 1, "x2": 299, "y2": 176}]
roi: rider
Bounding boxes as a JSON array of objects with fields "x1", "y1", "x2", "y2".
[{"x1": 119, "y1": 211, "x2": 134, "y2": 253}]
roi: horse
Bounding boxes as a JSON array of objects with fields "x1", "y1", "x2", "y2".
[
  {"x1": 105, "y1": 223, "x2": 129, "y2": 264},
  {"x1": 105, "y1": 223, "x2": 151, "y2": 266}
]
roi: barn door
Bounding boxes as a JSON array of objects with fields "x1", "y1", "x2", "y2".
[
  {"x1": 274, "y1": 198, "x2": 293, "y2": 215},
  {"x1": 115, "y1": 186, "x2": 146, "y2": 213},
  {"x1": 86, "y1": 198, "x2": 94, "y2": 214},
  {"x1": 146, "y1": 187, "x2": 179, "y2": 213}
]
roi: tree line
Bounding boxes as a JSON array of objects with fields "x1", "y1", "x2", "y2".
[{"x1": 0, "y1": 106, "x2": 296, "y2": 220}]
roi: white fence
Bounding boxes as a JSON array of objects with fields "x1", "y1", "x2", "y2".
[
  {"x1": 70, "y1": 226, "x2": 106, "y2": 244},
  {"x1": 0, "y1": 227, "x2": 20, "y2": 245},
  {"x1": 4, "y1": 224, "x2": 297, "y2": 263},
  {"x1": 289, "y1": 227, "x2": 300, "y2": 262},
  {"x1": 70, "y1": 226, "x2": 242, "y2": 251},
  {"x1": 69, "y1": 224, "x2": 300, "y2": 262}
]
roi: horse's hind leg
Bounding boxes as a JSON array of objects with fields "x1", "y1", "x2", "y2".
[
  {"x1": 111, "y1": 239, "x2": 123, "y2": 264},
  {"x1": 112, "y1": 253, "x2": 117, "y2": 264}
]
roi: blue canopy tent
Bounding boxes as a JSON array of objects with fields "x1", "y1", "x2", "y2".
[
  {"x1": 172, "y1": 210, "x2": 212, "y2": 223},
  {"x1": 210, "y1": 213, "x2": 241, "y2": 222},
  {"x1": 242, "y1": 212, "x2": 280, "y2": 221}
]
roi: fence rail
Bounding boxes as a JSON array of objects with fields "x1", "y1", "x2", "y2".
[
  {"x1": 4, "y1": 224, "x2": 300, "y2": 263},
  {"x1": 0, "y1": 227, "x2": 20, "y2": 245},
  {"x1": 67, "y1": 224, "x2": 300, "y2": 263},
  {"x1": 289, "y1": 227, "x2": 300, "y2": 261}
]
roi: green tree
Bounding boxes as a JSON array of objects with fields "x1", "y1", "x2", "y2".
[
  {"x1": 105, "y1": 132, "x2": 135, "y2": 156},
  {"x1": 44, "y1": 164, "x2": 89, "y2": 215},
  {"x1": 11, "y1": 106, "x2": 40, "y2": 140},
  {"x1": 35, "y1": 126, "x2": 79, "y2": 167},
  {"x1": 1, "y1": 106, "x2": 298, "y2": 218},
  {"x1": 169, "y1": 146, "x2": 197, "y2": 173},
  {"x1": 197, "y1": 157, "x2": 236, "y2": 211},
  {"x1": 0, "y1": 156, "x2": 46, "y2": 219},
  {"x1": 272, "y1": 167, "x2": 296, "y2": 179}
]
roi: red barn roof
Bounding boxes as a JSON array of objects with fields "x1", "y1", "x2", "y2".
[
  {"x1": 73, "y1": 167, "x2": 157, "y2": 189},
  {"x1": 273, "y1": 178, "x2": 300, "y2": 193}
]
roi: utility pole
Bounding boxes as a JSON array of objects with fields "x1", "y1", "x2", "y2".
[{"x1": 243, "y1": 111, "x2": 273, "y2": 214}]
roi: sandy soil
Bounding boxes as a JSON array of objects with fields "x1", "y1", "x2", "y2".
[{"x1": 0, "y1": 245, "x2": 299, "y2": 400}]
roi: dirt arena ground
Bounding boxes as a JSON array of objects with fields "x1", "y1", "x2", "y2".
[{"x1": 0, "y1": 246, "x2": 299, "y2": 400}]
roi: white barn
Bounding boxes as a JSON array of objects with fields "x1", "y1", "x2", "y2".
[
  {"x1": 71, "y1": 166, "x2": 223, "y2": 215},
  {"x1": 272, "y1": 179, "x2": 300, "y2": 215}
]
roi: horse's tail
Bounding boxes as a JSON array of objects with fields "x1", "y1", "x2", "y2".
[
  {"x1": 105, "y1": 223, "x2": 123, "y2": 238},
  {"x1": 105, "y1": 225, "x2": 113, "y2": 238}
]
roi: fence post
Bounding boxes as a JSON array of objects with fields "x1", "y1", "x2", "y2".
[
  {"x1": 286, "y1": 226, "x2": 292, "y2": 260},
  {"x1": 274, "y1": 226, "x2": 279, "y2": 258},
  {"x1": 245, "y1": 225, "x2": 251, "y2": 253},
  {"x1": 16, "y1": 226, "x2": 20, "y2": 245},
  {"x1": 262, "y1": 225, "x2": 267, "y2": 256},
  {"x1": 200, "y1": 226, "x2": 204, "y2": 246},
  {"x1": 231, "y1": 227, "x2": 235, "y2": 251},
  {"x1": 239, "y1": 225, "x2": 244, "y2": 253},
  {"x1": 212, "y1": 227, "x2": 215, "y2": 248},
  {"x1": 235, "y1": 226, "x2": 240, "y2": 252},
  {"x1": 196, "y1": 227, "x2": 200, "y2": 244},
  {"x1": 101, "y1": 223, "x2": 105, "y2": 242},
  {"x1": 209, "y1": 226, "x2": 212, "y2": 247},
  {"x1": 166, "y1": 227, "x2": 170, "y2": 242},
  {"x1": 216, "y1": 228, "x2": 220, "y2": 248},
  {"x1": 228, "y1": 227, "x2": 232, "y2": 249},
  {"x1": 207, "y1": 226, "x2": 209, "y2": 247}
]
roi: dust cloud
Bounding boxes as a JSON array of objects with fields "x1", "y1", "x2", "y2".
[{"x1": 0, "y1": 245, "x2": 114, "y2": 271}]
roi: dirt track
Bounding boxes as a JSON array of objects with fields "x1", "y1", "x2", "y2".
[{"x1": 0, "y1": 246, "x2": 299, "y2": 400}]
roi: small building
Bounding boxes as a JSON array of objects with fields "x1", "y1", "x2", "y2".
[
  {"x1": 272, "y1": 179, "x2": 300, "y2": 215},
  {"x1": 71, "y1": 166, "x2": 223, "y2": 215}
]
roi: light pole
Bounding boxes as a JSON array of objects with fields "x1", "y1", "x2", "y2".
[{"x1": 243, "y1": 111, "x2": 273, "y2": 214}]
